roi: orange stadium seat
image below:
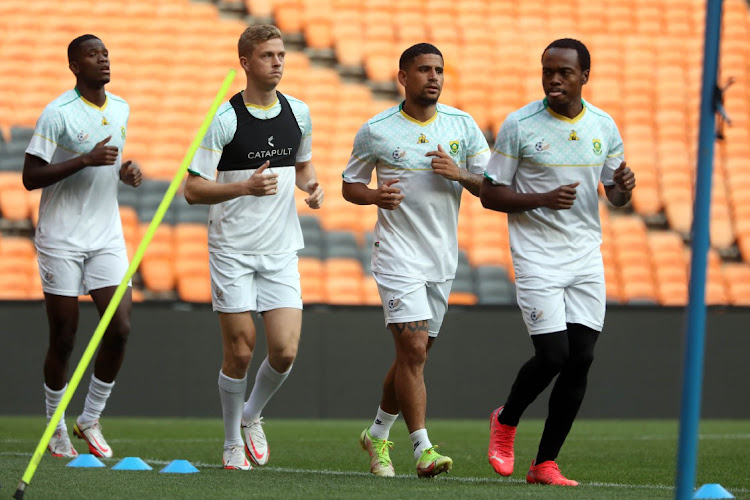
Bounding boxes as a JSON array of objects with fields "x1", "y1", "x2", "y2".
[
  {"x1": 2, "y1": 0, "x2": 747, "y2": 306},
  {"x1": 449, "y1": 291, "x2": 478, "y2": 305}
]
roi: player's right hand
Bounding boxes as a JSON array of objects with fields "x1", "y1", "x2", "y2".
[
  {"x1": 244, "y1": 161, "x2": 279, "y2": 196},
  {"x1": 84, "y1": 136, "x2": 119, "y2": 166},
  {"x1": 544, "y1": 182, "x2": 579, "y2": 210},
  {"x1": 373, "y1": 179, "x2": 404, "y2": 210}
]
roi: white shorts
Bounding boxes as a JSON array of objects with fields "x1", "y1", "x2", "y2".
[
  {"x1": 209, "y1": 251, "x2": 302, "y2": 313},
  {"x1": 515, "y1": 273, "x2": 606, "y2": 335},
  {"x1": 373, "y1": 272, "x2": 453, "y2": 337},
  {"x1": 37, "y1": 246, "x2": 130, "y2": 297}
]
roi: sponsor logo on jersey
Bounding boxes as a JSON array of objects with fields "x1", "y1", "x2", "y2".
[
  {"x1": 417, "y1": 133, "x2": 429, "y2": 144},
  {"x1": 392, "y1": 147, "x2": 406, "y2": 162},
  {"x1": 449, "y1": 140, "x2": 460, "y2": 156},
  {"x1": 101, "y1": 117, "x2": 109, "y2": 126},
  {"x1": 268, "y1": 135, "x2": 275, "y2": 147},
  {"x1": 568, "y1": 130, "x2": 579, "y2": 141},
  {"x1": 247, "y1": 147, "x2": 294, "y2": 160},
  {"x1": 592, "y1": 138, "x2": 602, "y2": 155}
]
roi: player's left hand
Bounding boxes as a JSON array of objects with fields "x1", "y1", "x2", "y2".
[
  {"x1": 305, "y1": 180, "x2": 324, "y2": 209},
  {"x1": 612, "y1": 161, "x2": 635, "y2": 193},
  {"x1": 119, "y1": 160, "x2": 142, "y2": 187},
  {"x1": 426, "y1": 144, "x2": 460, "y2": 181}
]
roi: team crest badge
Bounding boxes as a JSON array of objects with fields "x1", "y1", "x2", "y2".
[
  {"x1": 392, "y1": 147, "x2": 406, "y2": 162},
  {"x1": 417, "y1": 133, "x2": 429, "y2": 144},
  {"x1": 101, "y1": 117, "x2": 109, "y2": 126},
  {"x1": 568, "y1": 130, "x2": 579, "y2": 141},
  {"x1": 121, "y1": 126, "x2": 126, "y2": 140},
  {"x1": 535, "y1": 139, "x2": 550, "y2": 152},
  {"x1": 449, "y1": 140, "x2": 460, "y2": 156},
  {"x1": 530, "y1": 308, "x2": 544, "y2": 323},
  {"x1": 592, "y1": 139, "x2": 602, "y2": 155},
  {"x1": 76, "y1": 131, "x2": 89, "y2": 142}
]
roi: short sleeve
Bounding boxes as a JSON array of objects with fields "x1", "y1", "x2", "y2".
[
  {"x1": 465, "y1": 118, "x2": 491, "y2": 175},
  {"x1": 292, "y1": 100, "x2": 312, "y2": 163},
  {"x1": 188, "y1": 110, "x2": 232, "y2": 180},
  {"x1": 26, "y1": 106, "x2": 64, "y2": 163},
  {"x1": 600, "y1": 120, "x2": 625, "y2": 186},
  {"x1": 484, "y1": 116, "x2": 520, "y2": 186},
  {"x1": 342, "y1": 123, "x2": 376, "y2": 184}
]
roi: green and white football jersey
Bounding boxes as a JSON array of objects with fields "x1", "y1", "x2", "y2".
[
  {"x1": 343, "y1": 102, "x2": 490, "y2": 281},
  {"x1": 485, "y1": 98, "x2": 625, "y2": 277},
  {"x1": 26, "y1": 89, "x2": 129, "y2": 251},
  {"x1": 189, "y1": 93, "x2": 312, "y2": 255}
]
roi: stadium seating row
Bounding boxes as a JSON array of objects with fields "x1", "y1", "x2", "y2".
[{"x1": 0, "y1": 0, "x2": 749, "y2": 306}]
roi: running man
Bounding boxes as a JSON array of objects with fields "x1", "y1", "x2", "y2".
[
  {"x1": 481, "y1": 38, "x2": 636, "y2": 486},
  {"x1": 23, "y1": 34, "x2": 142, "y2": 459},
  {"x1": 342, "y1": 43, "x2": 490, "y2": 478},
  {"x1": 185, "y1": 25, "x2": 324, "y2": 470}
]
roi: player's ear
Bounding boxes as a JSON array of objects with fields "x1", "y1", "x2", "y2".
[
  {"x1": 581, "y1": 69, "x2": 590, "y2": 85},
  {"x1": 239, "y1": 55, "x2": 251, "y2": 72},
  {"x1": 397, "y1": 69, "x2": 407, "y2": 88},
  {"x1": 69, "y1": 61, "x2": 80, "y2": 76}
]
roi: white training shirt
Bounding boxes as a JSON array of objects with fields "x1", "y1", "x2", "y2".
[
  {"x1": 26, "y1": 89, "x2": 129, "y2": 251},
  {"x1": 188, "y1": 93, "x2": 312, "y2": 254},
  {"x1": 343, "y1": 102, "x2": 490, "y2": 281},
  {"x1": 484, "y1": 98, "x2": 625, "y2": 277}
]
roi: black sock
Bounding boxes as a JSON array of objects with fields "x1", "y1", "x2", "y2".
[
  {"x1": 498, "y1": 330, "x2": 569, "y2": 427},
  {"x1": 535, "y1": 324, "x2": 599, "y2": 464}
]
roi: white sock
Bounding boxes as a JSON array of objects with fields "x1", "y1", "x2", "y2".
[
  {"x1": 369, "y1": 406, "x2": 398, "y2": 440},
  {"x1": 410, "y1": 428, "x2": 432, "y2": 461},
  {"x1": 242, "y1": 357, "x2": 291, "y2": 422},
  {"x1": 78, "y1": 375, "x2": 115, "y2": 426},
  {"x1": 218, "y1": 371, "x2": 247, "y2": 448},
  {"x1": 44, "y1": 384, "x2": 68, "y2": 432}
]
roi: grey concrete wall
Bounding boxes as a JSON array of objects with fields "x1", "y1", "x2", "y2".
[{"x1": 1, "y1": 302, "x2": 748, "y2": 419}]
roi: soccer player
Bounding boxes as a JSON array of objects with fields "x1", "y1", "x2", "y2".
[
  {"x1": 342, "y1": 43, "x2": 490, "y2": 478},
  {"x1": 184, "y1": 25, "x2": 323, "y2": 470},
  {"x1": 481, "y1": 38, "x2": 636, "y2": 486},
  {"x1": 22, "y1": 34, "x2": 142, "y2": 459}
]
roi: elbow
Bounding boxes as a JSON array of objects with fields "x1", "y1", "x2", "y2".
[
  {"x1": 22, "y1": 174, "x2": 37, "y2": 191},
  {"x1": 184, "y1": 186, "x2": 198, "y2": 205},
  {"x1": 184, "y1": 191, "x2": 198, "y2": 205}
]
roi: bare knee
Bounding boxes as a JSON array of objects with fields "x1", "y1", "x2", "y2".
[
  {"x1": 397, "y1": 337, "x2": 429, "y2": 367},
  {"x1": 49, "y1": 330, "x2": 76, "y2": 360},
  {"x1": 103, "y1": 315, "x2": 131, "y2": 352},
  {"x1": 268, "y1": 344, "x2": 297, "y2": 372}
]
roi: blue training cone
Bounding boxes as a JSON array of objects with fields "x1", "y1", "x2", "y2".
[
  {"x1": 159, "y1": 460, "x2": 199, "y2": 474},
  {"x1": 694, "y1": 484, "x2": 735, "y2": 499},
  {"x1": 67, "y1": 454, "x2": 106, "y2": 468},
  {"x1": 112, "y1": 457, "x2": 152, "y2": 471}
]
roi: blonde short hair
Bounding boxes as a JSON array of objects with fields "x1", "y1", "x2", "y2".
[{"x1": 238, "y1": 24, "x2": 282, "y2": 58}]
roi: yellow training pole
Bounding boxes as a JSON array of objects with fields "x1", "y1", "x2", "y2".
[{"x1": 14, "y1": 69, "x2": 236, "y2": 500}]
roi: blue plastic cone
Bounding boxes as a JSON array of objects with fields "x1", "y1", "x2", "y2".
[
  {"x1": 694, "y1": 484, "x2": 735, "y2": 499},
  {"x1": 66, "y1": 454, "x2": 106, "y2": 468},
  {"x1": 159, "y1": 460, "x2": 199, "y2": 473},
  {"x1": 112, "y1": 457, "x2": 152, "y2": 471}
]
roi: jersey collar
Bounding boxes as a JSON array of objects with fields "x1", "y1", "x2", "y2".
[
  {"x1": 399, "y1": 101, "x2": 438, "y2": 127},
  {"x1": 543, "y1": 97, "x2": 586, "y2": 124},
  {"x1": 75, "y1": 87, "x2": 109, "y2": 111},
  {"x1": 242, "y1": 91, "x2": 279, "y2": 111}
]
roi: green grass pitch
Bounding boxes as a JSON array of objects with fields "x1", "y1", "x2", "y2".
[{"x1": 1, "y1": 417, "x2": 748, "y2": 499}]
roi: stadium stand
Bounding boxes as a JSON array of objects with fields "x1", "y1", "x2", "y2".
[{"x1": 0, "y1": 0, "x2": 749, "y2": 305}]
